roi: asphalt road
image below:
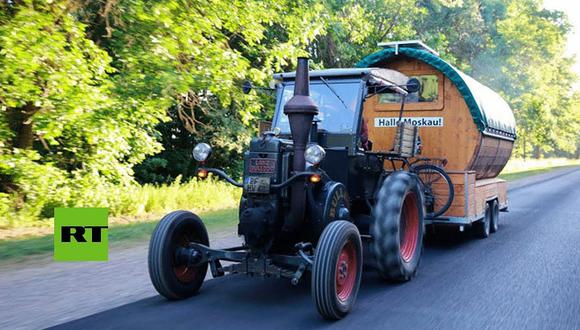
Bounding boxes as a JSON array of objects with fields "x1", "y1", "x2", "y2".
[{"x1": 3, "y1": 168, "x2": 580, "y2": 330}]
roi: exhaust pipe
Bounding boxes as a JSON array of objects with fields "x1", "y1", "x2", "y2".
[{"x1": 282, "y1": 57, "x2": 319, "y2": 233}]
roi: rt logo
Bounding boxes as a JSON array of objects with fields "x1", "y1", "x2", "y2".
[{"x1": 54, "y1": 208, "x2": 109, "y2": 261}]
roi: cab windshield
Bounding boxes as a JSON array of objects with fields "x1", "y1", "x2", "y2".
[{"x1": 273, "y1": 80, "x2": 361, "y2": 134}]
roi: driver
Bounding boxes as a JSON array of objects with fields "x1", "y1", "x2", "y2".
[
  {"x1": 360, "y1": 118, "x2": 371, "y2": 150},
  {"x1": 321, "y1": 96, "x2": 372, "y2": 150}
]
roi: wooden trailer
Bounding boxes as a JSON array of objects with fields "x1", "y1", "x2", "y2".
[{"x1": 357, "y1": 41, "x2": 516, "y2": 229}]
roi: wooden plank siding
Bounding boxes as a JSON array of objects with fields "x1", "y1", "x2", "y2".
[
  {"x1": 362, "y1": 56, "x2": 511, "y2": 220},
  {"x1": 474, "y1": 178, "x2": 508, "y2": 216},
  {"x1": 363, "y1": 56, "x2": 513, "y2": 179}
]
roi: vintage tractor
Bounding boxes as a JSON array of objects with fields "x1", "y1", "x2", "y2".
[{"x1": 147, "y1": 57, "x2": 454, "y2": 319}]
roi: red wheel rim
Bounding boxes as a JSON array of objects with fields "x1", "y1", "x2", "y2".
[
  {"x1": 399, "y1": 192, "x2": 419, "y2": 263},
  {"x1": 174, "y1": 264, "x2": 197, "y2": 283},
  {"x1": 336, "y1": 240, "x2": 357, "y2": 303},
  {"x1": 173, "y1": 232, "x2": 198, "y2": 283}
]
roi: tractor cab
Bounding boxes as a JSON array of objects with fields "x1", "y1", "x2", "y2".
[{"x1": 271, "y1": 68, "x2": 411, "y2": 153}]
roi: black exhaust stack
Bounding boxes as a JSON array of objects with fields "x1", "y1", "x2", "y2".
[
  {"x1": 284, "y1": 57, "x2": 319, "y2": 172},
  {"x1": 282, "y1": 57, "x2": 318, "y2": 233}
]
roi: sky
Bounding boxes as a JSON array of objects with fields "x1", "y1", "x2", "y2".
[{"x1": 543, "y1": 0, "x2": 580, "y2": 89}]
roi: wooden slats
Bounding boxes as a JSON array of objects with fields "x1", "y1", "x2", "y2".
[
  {"x1": 442, "y1": 171, "x2": 475, "y2": 217},
  {"x1": 392, "y1": 122, "x2": 418, "y2": 157}
]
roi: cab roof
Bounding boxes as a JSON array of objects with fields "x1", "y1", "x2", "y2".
[{"x1": 273, "y1": 68, "x2": 409, "y2": 95}]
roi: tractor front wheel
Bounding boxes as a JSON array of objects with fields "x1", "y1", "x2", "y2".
[
  {"x1": 312, "y1": 220, "x2": 363, "y2": 320},
  {"x1": 371, "y1": 171, "x2": 425, "y2": 282},
  {"x1": 148, "y1": 210, "x2": 209, "y2": 300}
]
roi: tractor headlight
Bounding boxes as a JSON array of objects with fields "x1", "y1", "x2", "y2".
[
  {"x1": 305, "y1": 144, "x2": 326, "y2": 165},
  {"x1": 192, "y1": 143, "x2": 212, "y2": 162}
]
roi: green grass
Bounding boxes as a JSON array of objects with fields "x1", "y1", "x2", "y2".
[
  {"x1": 0, "y1": 208, "x2": 238, "y2": 263},
  {"x1": 499, "y1": 165, "x2": 578, "y2": 181},
  {"x1": 2, "y1": 177, "x2": 242, "y2": 229},
  {"x1": 499, "y1": 158, "x2": 580, "y2": 181}
]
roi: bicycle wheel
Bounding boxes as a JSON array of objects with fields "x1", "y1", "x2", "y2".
[{"x1": 410, "y1": 164, "x2": 454, "y2": 218}]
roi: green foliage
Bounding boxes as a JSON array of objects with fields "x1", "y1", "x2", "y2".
[
  {"x1": 418, "y1": 0, "x2": 578, "y2": 157},
  {"x1": 487, "y1": 1, "x2": 572, "y2": 156},
  {"x1": 0, "y1": 0, "x2": 578, "y2": 227},
  {"x1": 312, "y1": 0, "x2": 426, "y2": 67},
  {"x1": 0, "y1": 0, "x2": 324, "y2": 224},
  {"x1": 0, "y1": 2, "x2": 111, "y2": 114},
  {"x1": 93, "y1": 0, "x2": 326, "y2": 181},
  {"x1": 1, "y1": 173, "x2": 240, "y2": 228},
  {"x1": 0, "y1": 0, "x2": 169, "y2": 224},
  {"x1": 127, "y1": 177, "x2": 241, "y2": 217}
]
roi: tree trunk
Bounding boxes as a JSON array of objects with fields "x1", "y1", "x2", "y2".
[
  {"x1": 6, "y1": 102, "x2": 39, "y2": 149},
  {"x1": 522, "y1": 134, "x2": 526, "y2": 160},
  {"x1": 532, "y1": 145, "x2": 541, "y2": 159}
]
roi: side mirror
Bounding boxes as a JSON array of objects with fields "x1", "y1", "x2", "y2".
[
  {"x1": 242, "y1": 80, "x2": 276, "y2": 94},
  {"x1": 406, "y1": 78, "x2": 421, "y2": 93},
  {"x1": 242, "y1": 81, "x2": 253, "y2": 94}
]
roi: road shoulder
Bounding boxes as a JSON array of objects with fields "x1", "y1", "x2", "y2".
[{"x1": 507, "y1": 166, "x2": 579, "y2": 190}]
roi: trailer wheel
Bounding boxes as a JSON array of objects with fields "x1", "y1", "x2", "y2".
[
  {"x1": 312, "y1": 220, "x2": 362, "y2": 320},
  {"x1": 474, "y1": 203, "x2": 491, "y2": 239},
  {"x1": 148, "y1": 210, "x2": 209, "y2": 300},
  {"x1": 371, "y1": 171, "x2": 425, "y2": 282},
  {"x1": 490, "y1": 200, "x2": 500, "y2": 233}
]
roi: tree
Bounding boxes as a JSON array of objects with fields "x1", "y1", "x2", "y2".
[
  {"x1": 415, "y1": 0, "x2": 577, "y2": 158},
  {"x1": 0, "y1": 0, "x2": 120, "y2": 221},
  {"x1": 86, "y1": 0, "x2": 326, "y2": 181},
  {"x1": 312, "y1": 0, "x2": 426, "y2": 68},
  {"x1": 489, "y1": 0, "x2": 576, "y2": 157},
  {"x1": 0, "y1": 1, "x2": 112, "y2": 150},
  {"x1": 0, "y1": 0, "x2": 328, "y2": 223}
]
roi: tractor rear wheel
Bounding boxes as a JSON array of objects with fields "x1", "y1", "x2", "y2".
[
  {"x1": 148, "y1": 210, "x2": 209, "y2": 300},
  {"x1": 312, "y1": 220, "x2": 362, "y2": 320},
  {"x1": 371, "y1": 171, "x2": 425, "y2": 282}
]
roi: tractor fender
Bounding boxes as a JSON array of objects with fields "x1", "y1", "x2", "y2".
[{"x1": 307, "y1": 181, "x2": 350, "y2": 241}]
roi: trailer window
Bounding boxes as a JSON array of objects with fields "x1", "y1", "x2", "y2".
[{"x1": 379, "y1": 75, "x2": 439, "y2": 103}]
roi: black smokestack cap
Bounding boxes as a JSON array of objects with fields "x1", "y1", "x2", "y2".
[
  {"x1": 283, "y1": 57, "x2": 319, "y2": 115},
  {"x1": 283, "y1": 57, "x2": 318, "y2": 174}
]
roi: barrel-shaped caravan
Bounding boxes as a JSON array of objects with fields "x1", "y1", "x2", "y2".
[{"x1": 358, "y1": 41, "x2": 516, "y2": 225}]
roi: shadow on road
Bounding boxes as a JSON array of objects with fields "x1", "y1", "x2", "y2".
[
  {"x1": 424, "y1": 225, "x2": 474, "y2": 249},
  {"x1": 50, "y1": 226, "x2": 487, "y2": 330},
  {"x1": 51, "y1": 265, "x2": 434, "y2": 330}
]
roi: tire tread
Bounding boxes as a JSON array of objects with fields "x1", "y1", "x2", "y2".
[
  {"x1": 148, "y1": 210, "x2": 209, "y2": 300},
  {"x1": 312, "y1": 221, "x2": 362, "y2": 320},
  {"x1": 371, "y1": 171, "x2": 424, "y2": 281}
]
